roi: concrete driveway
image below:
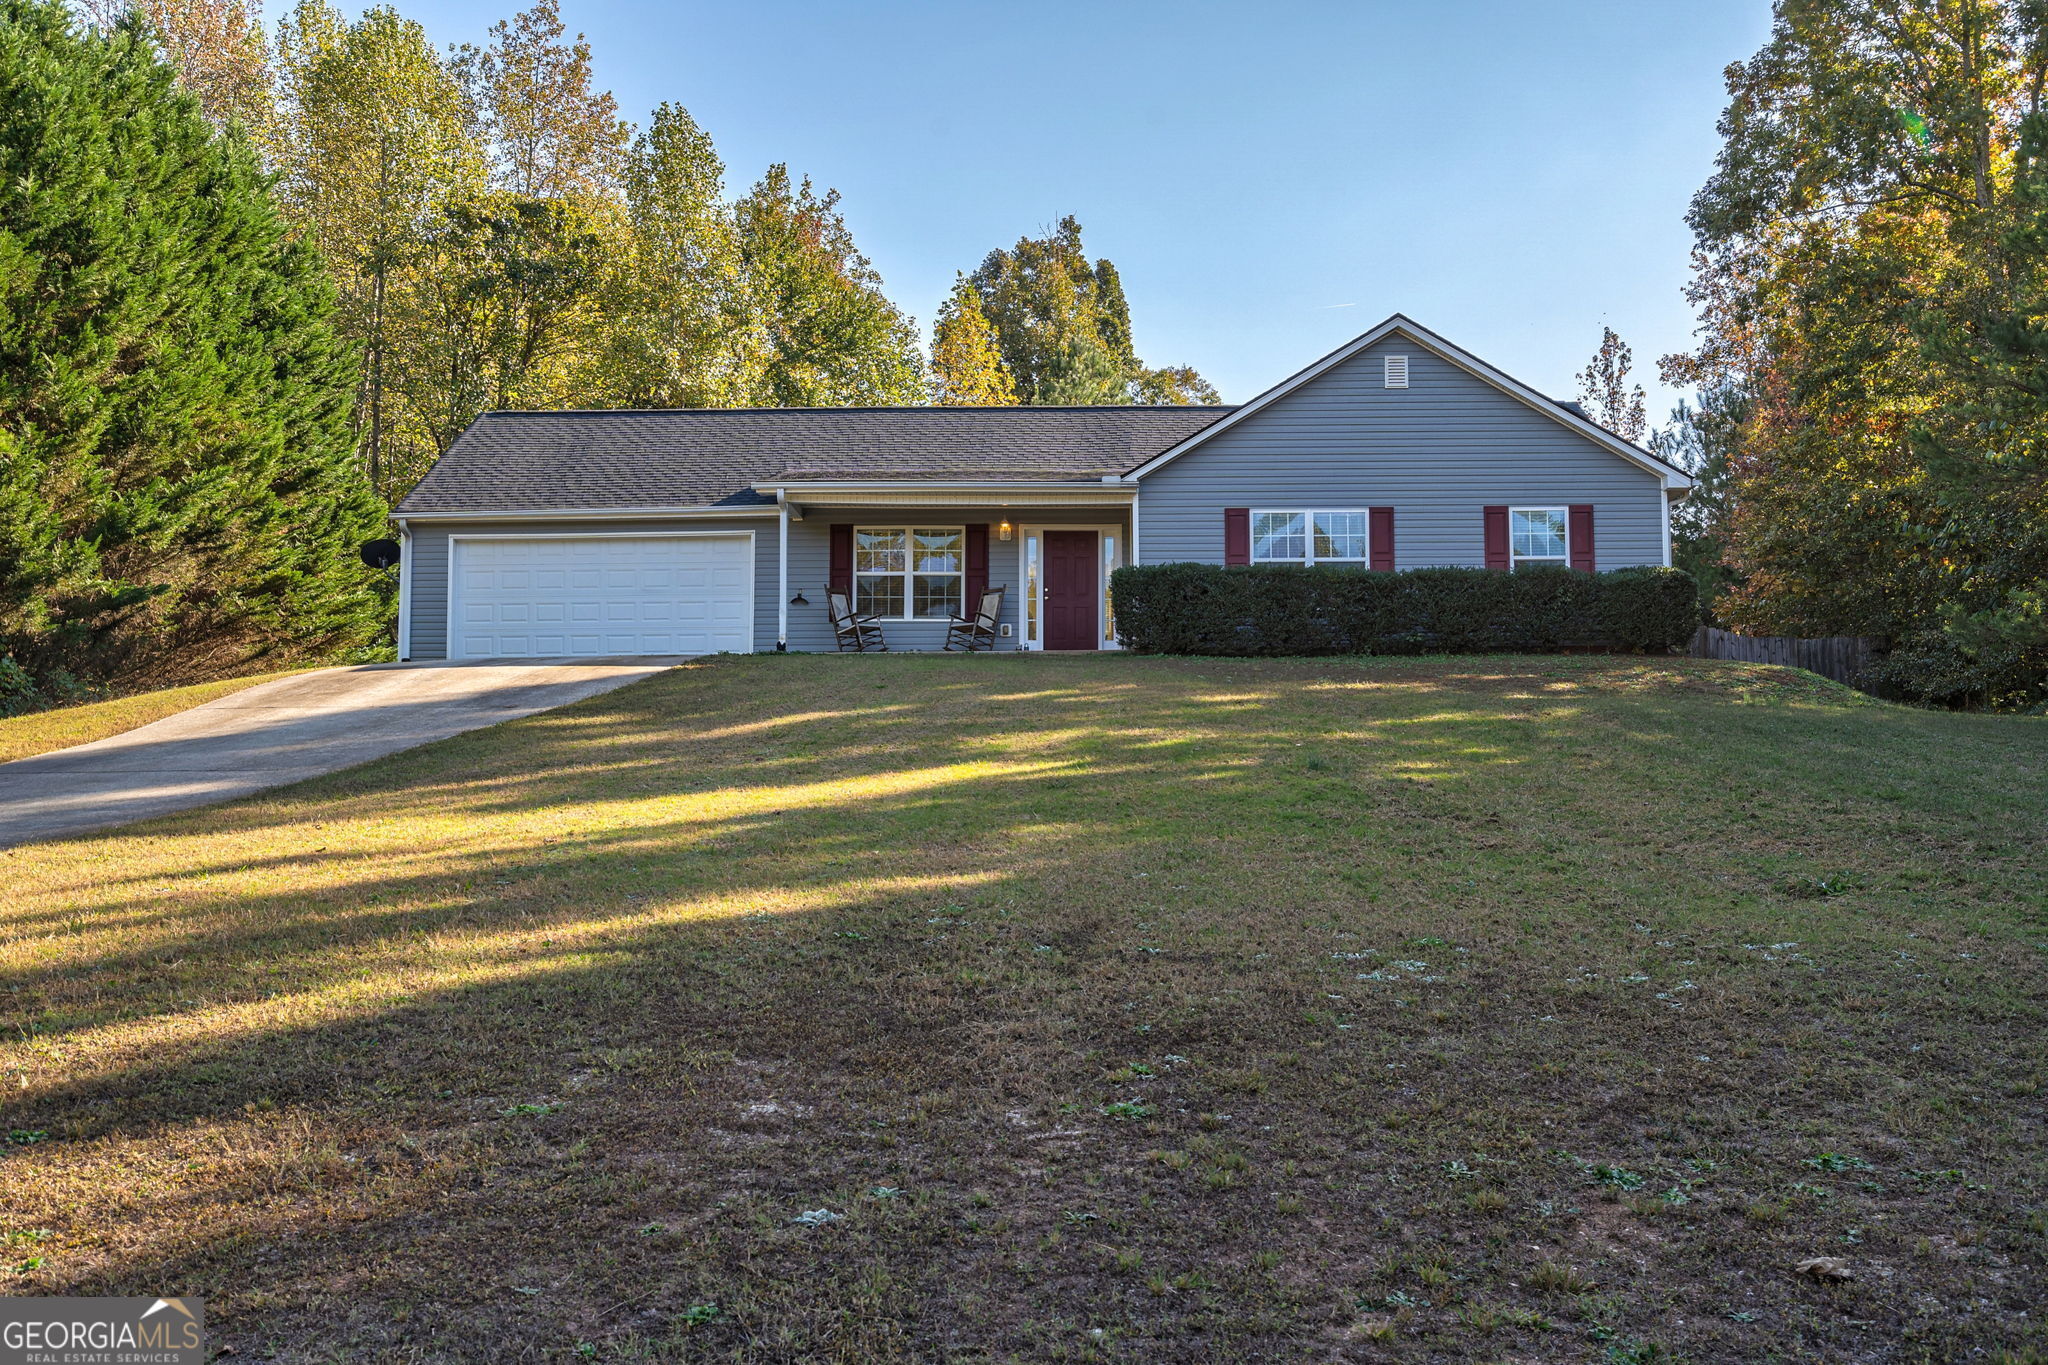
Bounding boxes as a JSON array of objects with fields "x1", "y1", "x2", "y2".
[{"x1": 0, "y1": 658, "x2": 676, "y2": 847}]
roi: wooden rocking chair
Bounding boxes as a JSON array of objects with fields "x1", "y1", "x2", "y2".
[
  {"x1": 944, "y1": 585, "x2": 1005, "y2": 652},
  {"x1": 827, "y1": 588, "x2": 887, "y2": 652}
]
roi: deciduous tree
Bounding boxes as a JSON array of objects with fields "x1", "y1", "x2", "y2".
[
  {"x1": 966, "y1": 216, "x2": 1214, "y2": 404},
  {"x1": 733, "y1": 164, "x2": 925, "y2": 407},
  {"x1": 77, "y1": 0, "x2": 273, "y2": 136},
  {"x1": 1577, "y1": 327, "x2": 1647, "y2": 442},
  {"x1": 453, "y1": 0, "x2": 627, "y2": 199},
  {"x1": 929, "y1": 275, "x2": 1016, "y2": 405},
  {"x1": 274, "y1": 0, "x2": 486, "y2": 498},
  {"x1": 1675, "y1": 0, "x2": 2048, "y2": 706}
]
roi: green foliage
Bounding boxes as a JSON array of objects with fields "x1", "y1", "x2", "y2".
[
  {"x1": 452, "y1": 0, "x2": 628, "y2": 199},
  {"x1": 602, "y1": 101, "x2": 754, "y2": 409},
  {"x1": 967, "y1": 215, "x2": 1216, "y2": 405},
  {"x1": 392, "y1": 194, "x2": 609, "y2": 453},
  {"x1": 733, "y1": 165, "x2": 927, "y2": 407},
  {"x1": 0, "y1": 655, "x2": 91, "y2": 718},
  {"x1": 930, "y1": 275, "x2": 1017, "y2": 405},
  {"x1": 275, "y1": 0, "x2": 487, "y2": 501},
  {"x1": 1649, "y1": 386, "x2": 1745, "y2": 624},
  {"x1": 1676, "y1": 0, "x2": 2048, "y2": 708},
  {"x1": 0, "y1": 656, "x2": 37, "y2": 718},
  {"x1": 0, "y1": 0, "x2": 386, "y2": 688},
  {"x1": 1110, "y1": 564, "x2": 1698, "y2": 657}
]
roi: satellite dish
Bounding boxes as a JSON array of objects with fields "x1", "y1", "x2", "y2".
[{"x1": 359, "y1": 538, "x2": 401, "y2": 571}]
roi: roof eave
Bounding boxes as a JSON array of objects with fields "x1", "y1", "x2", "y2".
[{"x1": 389, "y1": 503, "x2": 773, "y2": 522}]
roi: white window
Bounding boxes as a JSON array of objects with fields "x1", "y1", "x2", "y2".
[
  {"x1": 1384, "y1": 355, "x2": 1409, "y2": 388},
  {"x1": 1251, "y1": 511, "x2": 1370, "y2": 566},
  {"x1": 1509, "y1": 508, "x2": 1569, "y2": 568},
  {"x1": 856, "y1": 526, "x2": 963, "y2": 620}
]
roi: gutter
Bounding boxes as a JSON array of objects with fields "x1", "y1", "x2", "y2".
[{"x1": 390, "y1": 505, "x2": 775, "y2": 523}]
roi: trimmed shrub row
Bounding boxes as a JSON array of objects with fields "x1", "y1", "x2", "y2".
[{"x1": 1110, "y1": 563, "x2": 1699, "y2": 656}]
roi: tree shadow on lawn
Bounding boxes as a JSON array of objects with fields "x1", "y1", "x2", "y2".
[{"x1": 4, "y1": 654, "x2": 2046, "y2": 1361}]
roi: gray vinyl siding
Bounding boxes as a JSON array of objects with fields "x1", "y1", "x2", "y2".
[
  {"x1": 402, "y1": 508, "x2": 1126, "y2": 657},
  {"x1": 402, "y1": 518, "x2": 779, "y2": 660},
  {"x1": 782, "y1": 507, "x2": 1126, "y2": 652},
  {"x1": 1135, "y1": 336, "x2": 1669, "y2": 569}
]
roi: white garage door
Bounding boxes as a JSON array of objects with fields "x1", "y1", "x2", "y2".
[{"x1": 451, "y1": 535, "x2": 753, "y2": 659}]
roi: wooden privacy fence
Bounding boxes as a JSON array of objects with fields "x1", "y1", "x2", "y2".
[{"x1": 1690, "y1": 626, "x2": 1885, "y2": 686}]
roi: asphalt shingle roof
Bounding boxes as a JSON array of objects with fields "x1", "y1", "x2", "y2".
[{"x1": 395, "y1": 406, "x2": 1237, "y2": 513}]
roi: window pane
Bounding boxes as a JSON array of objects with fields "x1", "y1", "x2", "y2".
[
  {"x1": 856, "y1": 529, "x2": 904, "y2": 573},
  {"x1": 856, "y1": 574, "x2": 902, "y2": 619},
  {"x1": 913, "y1": 528, "x2": 961, "y2": 573},
  {"x1": 1102, "y1": 535, "x2": 1117, "y2": 641},
  {"x1": 1313, "y1": 511, "x2": 1368, "y2": 560},
  {"x1": 913, "y1": 574, "x2": 961, "y2": 620},
  {"x1": 1024, "y1": 535, "x2": 1040, "y2": 643},
  {"x1": 1252, "y1": 511, "x2": 1305, "y2": 561},
  {"x1": 1511, "y1": 509, "x2": 1566, "y2": 559}
]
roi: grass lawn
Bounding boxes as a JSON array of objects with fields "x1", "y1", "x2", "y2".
[
  {"x1": 2, "y1": 654, "x2": 2044, "y2": 1362},
  {"x1": 0, "y1": 669, "x2": 307, "y2": 765}
]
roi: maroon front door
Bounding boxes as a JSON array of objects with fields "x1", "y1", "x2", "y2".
[{"x1": 1042, "y1": 531, "x2": 1099, "y2": 651}]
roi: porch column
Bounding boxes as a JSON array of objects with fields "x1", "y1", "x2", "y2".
[{"x1": 776, "y1": 489, "x2": 789, "y2": 651}]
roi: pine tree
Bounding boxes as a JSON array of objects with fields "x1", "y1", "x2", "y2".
[
  {"x1": 0, "y1": 0, "x2": 384, "y2": 687},
  {"x1": 929, "y1": 275, "x2": 1017, "y2": 405}
]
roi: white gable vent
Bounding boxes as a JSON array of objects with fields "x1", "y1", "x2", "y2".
[{"x1": 1384, "y1": 354, "x2": 1409, "y2": 389}]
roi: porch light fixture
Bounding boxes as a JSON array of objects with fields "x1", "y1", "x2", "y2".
[
  {"x1": 997, "y1": 518, "x2": 1014, "y2": 541},
  {"x1": 790, "y1": 591, "x2": 809, "y2": 605}
]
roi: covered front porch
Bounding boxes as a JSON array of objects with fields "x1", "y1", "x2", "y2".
[{"x1": 761, "y1": 482, "x2": 1135, "y2": 653}]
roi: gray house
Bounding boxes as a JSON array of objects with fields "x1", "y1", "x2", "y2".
[{"x1": 391, "y1": 315, "x2": 1695, "y2": 659}]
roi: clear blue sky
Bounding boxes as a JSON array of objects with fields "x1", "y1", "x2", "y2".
[{"x1": 396, "y1": 0, "x2": 1771, "y2": 415}]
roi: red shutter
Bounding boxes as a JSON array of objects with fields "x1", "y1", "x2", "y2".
[
  {"x1": 1223, "y1": 507, "x2": 1250, "y2": 565},
  {"x1": 1569, "y1": 504, "x2": 1596, "y2": 572},
  {"x1": 964, "y1": 523, "x2": 989, "y2": 609},
  {"x1": 1369, "y1": 507, "x2": 1395, "y2": 571},
  {"x1": 1482, "y1": 505, "x2": 1510, "y2": 570},
  {"x1": 829, "y1": 524, "x2": 853, "y2": 596}
]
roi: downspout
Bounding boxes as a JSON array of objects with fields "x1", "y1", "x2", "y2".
[
  {"x1": 394, "y1": 516, "x2": 412, "y2": 661},
  {"x1": 776, "y1": 489, "x2": 789, "y2": 652}
]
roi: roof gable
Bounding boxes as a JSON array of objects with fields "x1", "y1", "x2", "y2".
[{"x1": 1124, "y1": 315, "x2": 1694, "y2": 488}]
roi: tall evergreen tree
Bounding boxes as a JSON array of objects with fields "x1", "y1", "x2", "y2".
[
  {"x1": 929, "y1": 275, "x2": 1017, "y2": 405},
  {"x1": 0, "y1": 0, "x2": 384, "y2": 686},
  {"x1": 966, "y1": 216, "x2": 1216, "y2": 404}
]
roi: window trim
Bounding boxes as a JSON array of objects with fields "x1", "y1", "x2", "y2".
[
  {"x1": 1248, "y1": 509, "x2": 1372, "y2": 566},
  {"x1": 1507, "y1": 506, "x2": 1570, "y2": 569},
  {"x1": 853, "y1": 524, "x2": 966, "y2": 621}
]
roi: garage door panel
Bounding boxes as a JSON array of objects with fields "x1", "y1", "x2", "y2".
[{"x1": 451, "y1": 535, "x2": 752, "y2": 660}]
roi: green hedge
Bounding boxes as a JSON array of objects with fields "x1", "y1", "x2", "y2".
[{"x1": 1109, "y1": 563, "x2": 1699, "y2": 656}]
